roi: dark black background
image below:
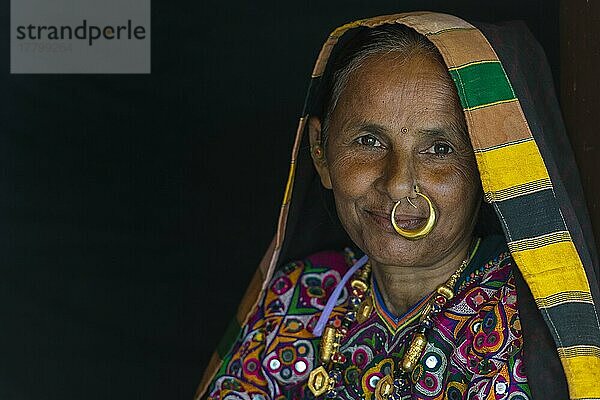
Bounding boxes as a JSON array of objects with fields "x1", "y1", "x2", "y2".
[{"x1": 0, "y1": 1, "x2": 559, "y2": 399}]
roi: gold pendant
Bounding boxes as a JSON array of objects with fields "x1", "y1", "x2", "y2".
[
  {"x1": 374, "y1": 374, "x2": 394, "y2": 400},
  {"x1": 351, "y1": 278, "x2": 368, "y2": 293},
  {"x1": 436, "y1": 284, "x2": 454, "y2": 300},
  {"x1": 356, "y1": 296, "x2": 373, "y2": 323},
  {"x1": 401, "y1": 332, "x2": 427, "y2": 372},
  {"x1": 307, "y1": 365, "x2": 333, "y2": 397},
  {"x1": 319, "y1": 325, "x2": 336, "y2": 363}
]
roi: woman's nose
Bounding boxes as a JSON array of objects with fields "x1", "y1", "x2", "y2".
[{"x1": 377, "y1": 152, "x2": 416, "y2": 201}]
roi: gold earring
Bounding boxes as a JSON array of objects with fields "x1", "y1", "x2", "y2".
[
  {"x1": 391, "y1": 188, "x2": 436, "y2": 240},
  {"x1": 311, "y1": 143, "x2": 324, "y2": 159}
]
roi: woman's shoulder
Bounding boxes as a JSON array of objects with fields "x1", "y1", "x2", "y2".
[{"x1": 207, "y1": 250, "x2": 357, "y2": 399}]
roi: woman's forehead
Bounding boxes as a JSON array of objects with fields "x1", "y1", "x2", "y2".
[{"x1": 332, "y1": 52, "x2": 463, "y2": 130}]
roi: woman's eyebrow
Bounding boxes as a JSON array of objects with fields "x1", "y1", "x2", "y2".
[
  {"x1": 420, "y1": 127, "x2": 445, "y2": 135},
  {"x1": 418, "y1": 127, "x2": 450, "y2": 138},
  {"x1": 419, "y1": 126, "x2": 466, "y2": 142},
  {"x1": 352, "y1": 122, "x2": 388, "y2": 136}
]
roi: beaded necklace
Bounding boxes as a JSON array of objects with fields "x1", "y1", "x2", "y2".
[{"x1": 307, "y1": 239, "x2": 480, "y2": 399}]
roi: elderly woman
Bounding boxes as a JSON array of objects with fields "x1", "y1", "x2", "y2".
[{"x1": 197, "y1": 12, "x2": 600, "y2": 400}]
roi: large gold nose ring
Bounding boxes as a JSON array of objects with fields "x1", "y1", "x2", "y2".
[{"x1": 390, "y1": 192, "x2": 436, "y2": 240}]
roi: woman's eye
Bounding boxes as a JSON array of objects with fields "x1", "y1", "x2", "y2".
[
  {"x1": 356, "y1": 135, "x2": 382, "y2": 148},
  {"x1": 425, "y1": 142, "x2": 454, "y2": 155}
]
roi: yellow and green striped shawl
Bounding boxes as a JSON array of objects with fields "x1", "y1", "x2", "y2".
[{"x1": 196, "y1": 12, "x2": 600, "y2": 400}]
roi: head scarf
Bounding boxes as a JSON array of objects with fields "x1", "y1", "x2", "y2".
[{"x1": 197, "y1": 12, "x2": 600, "y2": 400}]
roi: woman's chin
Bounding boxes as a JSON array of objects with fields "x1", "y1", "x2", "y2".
[{"x1": 357, "y1": 231, "x2": 433, "y2": 266}]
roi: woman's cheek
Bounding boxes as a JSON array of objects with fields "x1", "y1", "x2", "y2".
[
  {"x1": 329, "y1": 154, "x2": 376, "y2": 197},
  {"x1": 422, "y1": 166, "x2": 473, "y2": 207}
]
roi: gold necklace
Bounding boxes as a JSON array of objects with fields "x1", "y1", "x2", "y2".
[
  {"x1": 374, "y1": 256, "x2": 471, "y2": 399},
  {"x1": 307, "y1": 260, "x2": 373, "y2": 397},
  {"x1": 307, "y1": 240, "x2": 480, "y2": 399}
]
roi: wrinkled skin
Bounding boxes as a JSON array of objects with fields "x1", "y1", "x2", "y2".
[{"x1": 309, "y1": 51, "x2": 482, "y2": 314}]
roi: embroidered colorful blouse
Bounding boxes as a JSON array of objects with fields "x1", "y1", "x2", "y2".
[{"x1": 208, "y1": 236, "x2": 531, "y2": 399}]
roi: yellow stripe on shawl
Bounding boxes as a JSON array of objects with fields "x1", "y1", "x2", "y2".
[
  {"x1": 282, "y1": 161, "x2": 296, "y2": 206},
  {"x1": 474, "y1": 140, "x2": 549, "y2": 194},
  {"x1": 511, "y1": 241, "x2": 591, "y2": 298},
  {"x1": 484, "y1": 177, "x2": 553, "y2": 203},
  {"x1": 535, "y1": 291, "x2": 595, "y2": 309},
  {"x1": 560, "y1": 356, "x2": 600, "y2": 400},
  {"x1": 282, "y1": 117, "x2": 307, "y2": 206},
  {"x1": 511, "y1": 240, "x2": 600, "y2": 399},
  {"x1": 558, "y1": 345, "x2": 600, "y2": 359},
  {"x1": 507, "y1": 231, "x2": 572, "y2": 253}
]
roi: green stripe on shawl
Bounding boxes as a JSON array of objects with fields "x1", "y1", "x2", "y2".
[{"x1": 449, "y1": 61, "x2": 516, "y2": 110}]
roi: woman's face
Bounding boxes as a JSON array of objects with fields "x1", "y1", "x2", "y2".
[{"x1": 313, "y1": 51, "x2": 481, "y2": 267}]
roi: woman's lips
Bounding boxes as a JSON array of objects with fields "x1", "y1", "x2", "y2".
[{"x1": 364, "y1": 210, "x2": 427, "y2": 232}]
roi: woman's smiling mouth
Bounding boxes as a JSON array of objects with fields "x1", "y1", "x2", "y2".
[{"x1": 364, "y1": 209, "x2": 427, "y2": 233}]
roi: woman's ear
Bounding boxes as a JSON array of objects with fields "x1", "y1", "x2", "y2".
[{"x1": 308, "y1": 116, "x2": 332, "y2": 189}]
